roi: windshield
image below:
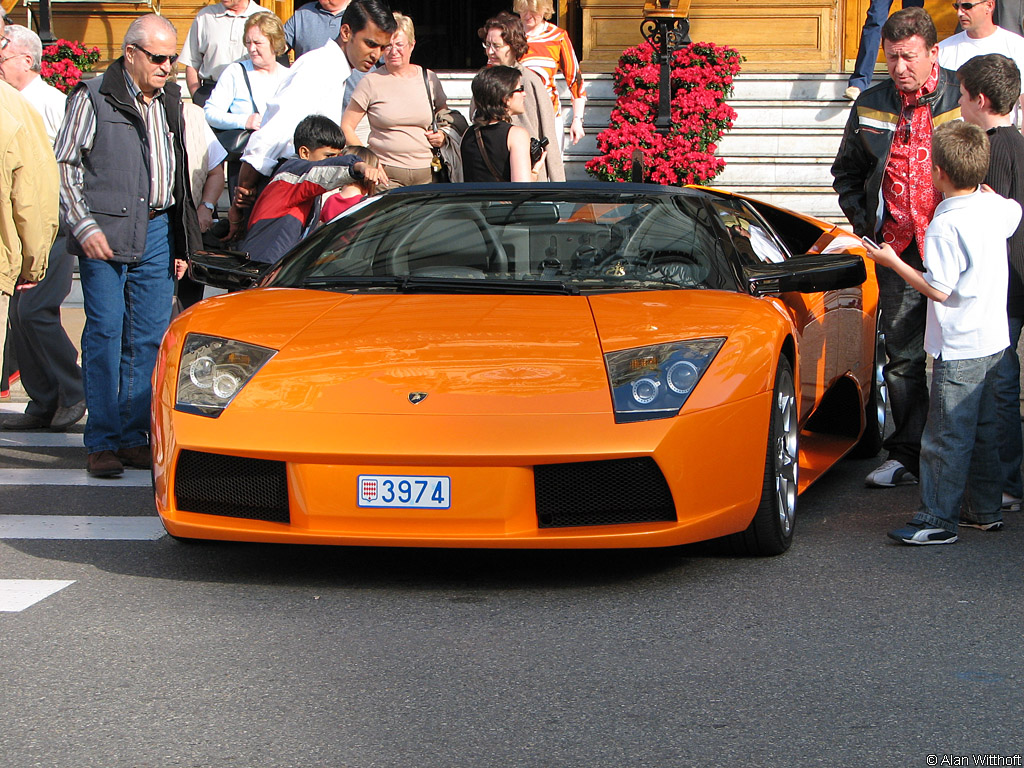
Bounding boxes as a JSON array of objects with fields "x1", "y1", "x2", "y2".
[{"x1": 266, "y1": 189, "x2": 739, "y2": 295}]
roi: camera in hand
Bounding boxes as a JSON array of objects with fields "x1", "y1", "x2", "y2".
[{"x1": 530, "y1": 137, "x2": 549, "y2": 166}]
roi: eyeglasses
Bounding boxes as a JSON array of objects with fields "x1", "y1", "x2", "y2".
[
  {"x1": 130, "y1": 44, "x2": 179, "y2": 66},
  {"x1": 482, "y1": 41, "x2": 508, "y2": 51},
  {"x1": 0, "y1": 52, "x2": 28, "y2": 65},
  {"x1": 0, "y1": 37, "x2": 8, "y2": 51},
  {"x1": 952, "y1": 1, "x2": 990, "y2": 9},
  {"x1": 511, "y1": 85, "x2": 526, "y2": 93}
]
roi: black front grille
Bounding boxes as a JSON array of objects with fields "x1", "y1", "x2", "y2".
[
  {"x1": 534, "y1": 457, "x2": 676, "y2": 528},
  {"x1": 174, "y1": 450, "x2": 290, "y2": 524}
]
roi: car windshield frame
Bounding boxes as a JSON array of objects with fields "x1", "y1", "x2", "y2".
[{"x1": 263, "y1": 185, "x2": 743, "y2": 296}]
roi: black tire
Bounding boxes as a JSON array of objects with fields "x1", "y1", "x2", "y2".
[
  {"x1": 727, "y1": 356, "x2": 798, "y2": 556},
  {"x1": 851, "y1": 326, "x2": 887, "y2": 459}
]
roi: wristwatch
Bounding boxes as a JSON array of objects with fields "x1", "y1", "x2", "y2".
[{"x1": 200, "y1": 201, "x2": 215, "y2": 213}]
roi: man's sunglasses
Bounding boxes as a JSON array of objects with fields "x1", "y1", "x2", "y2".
[
  {"x1": 131, "y1": 44, "x2": 179, "y2": 66},
  {"x1": 952, "y1": 1, "x2": 990, "y2": 9}
]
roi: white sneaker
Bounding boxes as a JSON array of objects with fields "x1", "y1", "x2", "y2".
[
  {"x1": 865, "y1": 459, "x2": 918, "y2": 488},
  {"x1": 1001, "y1": 493, "x2": 1021, "y2": 512},
  {"x1": 844, "y1": 86, "x2": 861, "y2": 101}
]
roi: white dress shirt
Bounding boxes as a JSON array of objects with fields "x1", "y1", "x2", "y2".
[
  {"x1": 242, "y1": 40, "x2": 356, "y2": 176},
  {"x1": 20, "y1": 74, "x2": 68, "y2": 146}
]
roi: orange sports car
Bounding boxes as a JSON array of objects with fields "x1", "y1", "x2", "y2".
[{"x1": 152, "y1": 183, "x2": 881, "y2": 555}]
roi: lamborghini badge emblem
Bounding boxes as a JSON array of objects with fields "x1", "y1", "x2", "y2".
[{"x1": 408, "y1": 392, "x2": 428, "y2": 404}]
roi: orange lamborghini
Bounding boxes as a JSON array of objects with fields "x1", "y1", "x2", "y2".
[{"x1": 152, "y1": 183, "x2": 881, "y2": 555}]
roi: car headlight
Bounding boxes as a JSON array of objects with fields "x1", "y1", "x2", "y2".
[
  {"x1": 605, "y1": 338, "x2": 726, "y2": 422},
  {"x1": 175, "y1": 333, "x2": 277, "y2": 418}
]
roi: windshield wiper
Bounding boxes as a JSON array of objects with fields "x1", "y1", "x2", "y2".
[
  {"x1": 300, "y1": 274, "x2": 580, "y2": 295},
  {"x1": 399, "y1": 277, "x2": 580, "y2": 295},
  {"x1": 300, "y1": 275, "x2": 403, "y2": 289}
]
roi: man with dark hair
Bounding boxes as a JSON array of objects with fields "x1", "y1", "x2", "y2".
[
  {"x1": 832, "y1": 6, "x2": 962, "y2": 489},
  {"x1": 54, "y1": 13, "x2": 202, "y2": 477},
  {"x1": 227, "y1": 0, "x2": 396, "y2": 239},
  {"x1": 845, "y1": 0, "x2": 925, "y2": 101},
  {"x1": 958, "y1": 52, "x2": 1024, "y2": 513}
]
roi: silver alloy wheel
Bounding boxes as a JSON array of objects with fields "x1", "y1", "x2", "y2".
[{"x1": 774, "y1": 379, "x2": 799, "y2": 537}]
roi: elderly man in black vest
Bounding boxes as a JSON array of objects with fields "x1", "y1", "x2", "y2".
[{"x1": 54, "y1": 13, "x2": 201, "y2": 477}]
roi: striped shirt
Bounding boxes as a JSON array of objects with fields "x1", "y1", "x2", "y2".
[
  {"x1": 520, "y1": 21, "x2": 586, "y2": 117},
  {"x1": 55, "y1": 73, "x2": 176, "y2": 246}
]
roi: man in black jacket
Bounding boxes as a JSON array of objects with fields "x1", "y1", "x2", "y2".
[
  {"x1": 832, "y1": 7, "x2": 962, "y2": 489},
  {"x1": 54, "y1": 14, "x2": 202, "y2": 477}
]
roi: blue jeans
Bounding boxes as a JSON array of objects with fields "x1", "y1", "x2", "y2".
[
  {"x1": 994, "y1": 315, "x2": 1024, "y2": 498},
  {"x1": 877, "y1": 262, "x2": 929, "y2": 477},
  {"x1": 78, "y1": 214, "x2": 174, "y2": 454},
  {"x1": 848, "y1": 0, "x2": 925, "y2": 91},
  {"x1": 916, "y1": 350, "x2": 1005, "y2": 533}
]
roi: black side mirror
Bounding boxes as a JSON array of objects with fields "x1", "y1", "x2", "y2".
[
  {"x1": 188, "y1": 249, "x2": 271, "y2": 291},
  {"x1": 743, "y1": 253, "x2": 867, "y2": 296}
]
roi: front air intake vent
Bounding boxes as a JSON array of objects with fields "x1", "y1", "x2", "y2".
[
  {"x1": 534, "y1": 457, "x2": 676, "y2": 528},
  {"x1": 174, "y1": 450, "x2": 290, "y2": 524}
]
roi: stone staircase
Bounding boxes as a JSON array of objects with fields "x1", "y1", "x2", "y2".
[{"x1": 438, "y1": 71, "x2": 851, "y2": 223}]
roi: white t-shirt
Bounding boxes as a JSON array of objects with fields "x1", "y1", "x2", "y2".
[
  {"x1": 938, "y1": 26, "x2": 1024, "y2": 70},
  {"x1": 938, "y1": 28, "x2": 1024, "y2": 122},
  {"x1": 923, "y1": 188, "x2": 1022, "y2": 360}
]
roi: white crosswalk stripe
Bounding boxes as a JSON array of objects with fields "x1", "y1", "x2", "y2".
[
  {"x1": 0, "y1": 515, "x2": 165, "y2": 540},
  {"x1": 0, "y1": 468, "x2": 152, "y2": 486},
  {"x1": 0, "y1": 580, "x2": 76, "y2": 612},
  {"x1": 1, "y1": 425, "x2": 164, "y2": 542}
]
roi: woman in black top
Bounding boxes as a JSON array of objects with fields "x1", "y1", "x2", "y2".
[{"x1": 462, "y1": 66, "x2": 544, "y2": 182}]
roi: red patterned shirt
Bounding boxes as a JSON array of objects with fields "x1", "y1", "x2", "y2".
[{"x1": 880, "y1": 63, "x2": 944, "y2": 264}]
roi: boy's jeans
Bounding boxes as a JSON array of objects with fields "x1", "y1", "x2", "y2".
[
  {"x1": 994, "y1": 315, "x2": 1024, "y2": 499},
  {"x1": 916, "y1": 350, "x2": 1005, "y2": 533}
]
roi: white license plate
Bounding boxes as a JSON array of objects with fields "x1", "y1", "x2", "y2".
[{"x1": 357, "y1": 475, "x2": 451, "y2": 509}]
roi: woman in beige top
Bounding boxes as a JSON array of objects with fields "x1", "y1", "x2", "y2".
[
  {"x1": 341, "y1": 13, "x2": 448, "y2": 187},
  {"x1": 477, "y1": 11, "x2": 565, "y2": 182}
]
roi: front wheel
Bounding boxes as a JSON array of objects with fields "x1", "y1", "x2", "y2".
[
  {"x1": 851, "y1": 325, "x2": 887, "y2": 458},
  {"x1": 727, "y1": 356, "x2": 798, "y2": 556}
]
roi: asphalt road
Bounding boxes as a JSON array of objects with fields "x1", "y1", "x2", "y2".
[{"x1": 1, "y1": 415, "x2": 1022, "y2": 768}]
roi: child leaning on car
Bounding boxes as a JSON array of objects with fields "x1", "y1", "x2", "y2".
[
  {"x1": 863, "y1": 121, "x2": 1022, "y2": 546},
  {"x1": 241, "y1": 115, "x2": 388, "y2": 264}
]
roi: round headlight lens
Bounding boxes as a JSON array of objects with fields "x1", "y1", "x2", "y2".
[
  {"x1": 212, "y1": 371, "x2": 241, "y2": 399},
  {"x1": 189, "y1": 356, "x2": 215, "y2": 389},
  {"x1": 631, "y1": 377, "x2": 660, "y2": 405},
  {"x1": 667, "y1": 360, "x2": 700, "y2": 394}
]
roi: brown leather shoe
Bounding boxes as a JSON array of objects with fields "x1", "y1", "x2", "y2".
[
  {"x1": 87, "y1": 450, "x2": 124, "y2": 478},
  {"x1": 116, "y1": 445, "x2": 152, "y2": 469}
]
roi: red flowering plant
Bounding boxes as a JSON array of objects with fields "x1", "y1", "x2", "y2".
[
  {"x1": 585, "y1": 41, "x2": 742, "y2": 185},
  {"x1": 40, "y1": 39, "x2": 101, "y2": 93}
]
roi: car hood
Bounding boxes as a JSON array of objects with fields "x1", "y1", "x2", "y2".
[{"x1": 174, "y1": 287, "x2": 776, "y2": 417}]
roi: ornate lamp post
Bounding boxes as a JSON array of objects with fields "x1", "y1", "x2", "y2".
[{"x1": 640, "y1": 0, "x2": 692, "y2": 136}]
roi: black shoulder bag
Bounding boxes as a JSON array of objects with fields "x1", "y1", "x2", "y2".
[{"x1": 214, "y1": 64, "x2": 258, "y2": 162}]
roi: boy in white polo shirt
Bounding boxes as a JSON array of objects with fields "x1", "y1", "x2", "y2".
[{"x1": 864, "y1": 120, "x2": 1022, "y2": 544}]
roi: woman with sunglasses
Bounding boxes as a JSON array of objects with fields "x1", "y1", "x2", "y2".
[
  {"x1": 462, "y1": 66, "x2": 544, "y2": 183},
  {"x1": 476, "y1": 12, "x2": 564, "y2": 182}
]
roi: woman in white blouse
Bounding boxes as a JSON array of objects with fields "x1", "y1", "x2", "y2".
[{"x1": 204, "y1": 12, "x2": 289, "y2": 193}]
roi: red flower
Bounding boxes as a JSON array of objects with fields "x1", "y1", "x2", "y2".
[
  {"x1": 586, "y1": 41, "x2": 742, "y2": 185},
  {"x1": 40, "y1": 39, "x2": 100, "y2": 92}
]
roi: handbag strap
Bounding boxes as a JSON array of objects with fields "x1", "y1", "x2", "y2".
[
  {"x1": 239, "y1": 62, "x2": 257, "y2": 114},
  {"x1": 421, "y1": 66, "x2": 437, "y2": 131},
  {"x1": 474, "y1": 126, "x2": 503, "y2": 183}
]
